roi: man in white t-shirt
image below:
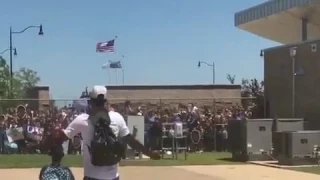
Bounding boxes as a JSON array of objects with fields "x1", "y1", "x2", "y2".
[{"x1": 52, "y1": 86, "x2": 160, "y2": 180}]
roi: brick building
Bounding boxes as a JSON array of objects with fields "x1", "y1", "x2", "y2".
[{"x1": 26, "y1": 86, "x2": 50, "y2": 111}]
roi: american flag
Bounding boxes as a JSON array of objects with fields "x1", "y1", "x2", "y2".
[{"x1": 96, "y1": 39, "x2": 115, "y2": 53}]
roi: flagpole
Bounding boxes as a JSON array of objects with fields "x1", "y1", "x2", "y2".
[
  {"x1": 122, "y1": 68, "x2": 124, "y2": 85},
  {"x1": 108, "y1": 68, "x2": 111, "y2": 84},
  {"x1": 115, "y1": 69, "x2": 118, "y2": 85},
  {"x1": 97, "y1": 36, "x2": 118, "y2": 85},
  {"x1": 114, "y1": 36, "x2": 118, "y2": 85},
  {"x1": 122, "y1": 55, "x2": 125, "y2": 85}
]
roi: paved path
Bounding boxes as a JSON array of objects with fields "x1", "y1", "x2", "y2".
[
  {"x1": 0, "y1": 165, "x2": 319, "y2": 180},
  {"x1": 176, "y1": 165, "x2": 320, "y2": 180}
]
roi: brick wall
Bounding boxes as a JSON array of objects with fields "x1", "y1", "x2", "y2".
[{"x1": 107, "y1": 85, "x2": 242, "y2": 109}]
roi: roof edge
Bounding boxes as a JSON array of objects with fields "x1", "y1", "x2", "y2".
[
  {"x1": 106, "y1": 84, "x2": 241, "y2": 90},
  {"x1": 263, "y1": 37, "x2": 320, "y2": 52}
]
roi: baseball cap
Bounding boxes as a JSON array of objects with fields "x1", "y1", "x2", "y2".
[{"x1": 89, "y1": 85, "x2": 107, "y2": 99}]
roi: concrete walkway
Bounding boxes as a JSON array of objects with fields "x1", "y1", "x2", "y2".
[
  {"x1": 0, "y1": 165, "x2": 319, "y2": 180},
  {"x1": 176, "y1": 165, "x2": 320, "y2": 180}
]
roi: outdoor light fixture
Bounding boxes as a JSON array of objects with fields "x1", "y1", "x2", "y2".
[
  {"x1": 38, "y1": 24, "x2": 44, "y2": 35},
  {"x1": 197, "y1": 61, "x2": 215, "y2": 84},
  {"x1": 13, "y1": 48, "x2": 17, "y2": 56},
  {"x1": 260, "y1": 50, "x2": 264, "y2": 57},
  {"x1": 290, "y1": 47, "x2": 297, "y2": 57}
]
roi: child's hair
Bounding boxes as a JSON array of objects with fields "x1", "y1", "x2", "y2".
[
  {"x1": 40, "y1": 144, "x2": 75, "y2": 180},
  {"x1": 49, "y1": 144, "x2": 64, "y2": 162}
]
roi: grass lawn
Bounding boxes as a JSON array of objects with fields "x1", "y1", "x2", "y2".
[
  {"x1": 121, "y1": 152, "x2": 241, "y2": 166},
  {"x1": 290, "y1": 167, "x2": 320, "y2": 175},
  {"x1": 0, "y1": 154, "x2": 82, "y2": 168},
  {"x1": 0, "y1": 152, "x2": 240, "y2": 168}
]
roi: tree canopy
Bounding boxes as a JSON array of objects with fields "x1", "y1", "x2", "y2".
[
  {"x1": 241, "y1": 78, "x2": 264, "y2": 97},
  {"x1": 226, "y1": 74, "x2": 236, "y2": 84},
  {"x1": 241, "y1": 78, "x2": 265, "y2": 118},
  {"x1": 0, "y1": 56, "x2": 40, "y2": 99}
]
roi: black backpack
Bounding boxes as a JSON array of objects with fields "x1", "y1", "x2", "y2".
[{"x1": 88, "y1": 112, "x2": 125, "y2": 166}]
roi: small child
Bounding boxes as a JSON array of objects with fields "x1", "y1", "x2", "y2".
[{"x1": 39, "y1": 144, "x2": 75, "y2": 180}]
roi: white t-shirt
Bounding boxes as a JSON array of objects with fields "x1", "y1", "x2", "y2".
[{"x1": 63, "y1": 111, "x2": 130, "y2": 180}]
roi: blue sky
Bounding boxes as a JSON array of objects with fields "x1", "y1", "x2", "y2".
[{"x1": 0, "y1": 0, "x2": 279, "y2": 99}]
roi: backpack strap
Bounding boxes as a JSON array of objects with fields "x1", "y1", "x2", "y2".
[
  {"x1": 88, "y1": 101, "x2": 112, "y2": 126},
  {"x1": 89, "y1": 112, "x2": 111, "y2": 126}
]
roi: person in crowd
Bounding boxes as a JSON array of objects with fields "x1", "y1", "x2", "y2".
[
  {"x1": 221, "y1": 125, "x2": 228, "y2": 152},
  {"x1": 0, "y1": 115, "x2": 6, "y2": 153},
  {"x1": 147, "y1": 115, "x2": 162, "y2": 150},
  {"x1": 202, "y1": 120, "x2": 215, "y2": 151},
  {"x1": 51, "y1": 86, "x2": 160, "y2": 180}
]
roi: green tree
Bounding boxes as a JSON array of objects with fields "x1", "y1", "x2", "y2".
[
  {"x1": 14, "y1": 67, "x2": 41, "y2": 97},
  {"x1": 241, "y1": 78, "x2": 264, "y2": 97},
  {"x1": 0, "y1": 57, "x2": 41, "y2": 112},
  {"x1": 0, "y1": 57, "x2": 11, "y2": 98},
  {"x1": 241, "y1": 78, "x2": 265, "y2": 118},
  {"x1": 226, "y1": 74, "x2": 236, "y2": 84}
]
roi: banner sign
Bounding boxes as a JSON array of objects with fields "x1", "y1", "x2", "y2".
[
  {"x1": 26, "y1": 133, "x2": 42, "y2": 141},
  {"x1": 6, "y1": 127, "x2": 24, "y2": 143}
]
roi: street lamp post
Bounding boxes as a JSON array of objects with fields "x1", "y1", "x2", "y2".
[
  {"x1": 198, "y1": 61, "x2": 215, "y2": 84},
  {"x1": 0, "y1": 48, "x2": 17, "y2": 56},
  {"x1": 290, "y1": 47, "x2": 297, "y2": 118},
  {"x1": 9, "y1": 24, "x2": 43, "y2": 97}
]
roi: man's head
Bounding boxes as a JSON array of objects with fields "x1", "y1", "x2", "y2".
[
  {"x1": 17, "y1": 105, "x2": 26, "y2": 119},
  {"x1": 88, "y1": 86, "x2": 107, "y2": 109}
]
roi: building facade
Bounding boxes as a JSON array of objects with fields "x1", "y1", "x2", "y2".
[
  {"x1": 26, "y1": 86, "x2": 50, "y2": 111},
  {"x1": 264, "y1": 39, "x2": 320, "y2": 129}
]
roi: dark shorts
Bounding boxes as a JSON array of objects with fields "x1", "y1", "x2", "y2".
[{"x1": 83, "y1": 176, "x2": 119, "y2": 180}]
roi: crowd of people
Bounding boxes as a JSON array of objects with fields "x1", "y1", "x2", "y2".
[
  {"x1": 0, "y1": 104, "x2": 83, "y2": 154},
  {"x1": 0, "y1": 99, "x2": 253, "y2": 154},
  {"x1": 121, "y1": 101, "x2": 252, "y2": 152}
]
